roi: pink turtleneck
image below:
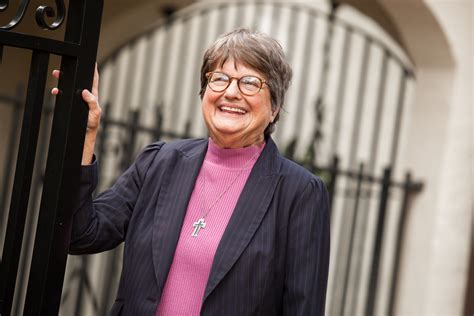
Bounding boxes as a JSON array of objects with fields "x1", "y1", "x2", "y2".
[{"x1": 156, "y1": 138, "x2": 265, "y2": 316}]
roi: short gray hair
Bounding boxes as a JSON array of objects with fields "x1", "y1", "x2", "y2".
[{"x1": 200, "y1": 27, "x2": 292, "y2": 137}]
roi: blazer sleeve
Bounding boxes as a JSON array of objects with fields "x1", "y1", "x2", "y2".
[
  {"x1": 283, "y1": 177, "x2": 331, "y2": 316},
  {"x1": 69, "y1": 142, "x2": 164, "y2": 255}
]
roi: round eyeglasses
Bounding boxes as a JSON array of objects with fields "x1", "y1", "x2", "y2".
[{"x1": 206, "y1": 71, "x2": 267, "y2": 96}]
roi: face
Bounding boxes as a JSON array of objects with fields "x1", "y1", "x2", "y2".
[{"x1": 201, "y1": 59, "x2": 278, "y2": 148}]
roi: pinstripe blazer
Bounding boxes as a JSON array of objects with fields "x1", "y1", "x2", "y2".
[{"x1": 69, "y1": 137, "x2": 330, "y2": 315}]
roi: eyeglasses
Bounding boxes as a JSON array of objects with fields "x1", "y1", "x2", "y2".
[{"x1": 205, "y1": 71, "x2": 267, "y2": 96}]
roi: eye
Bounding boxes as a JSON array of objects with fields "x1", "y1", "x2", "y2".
[
  {"x1": 210, "y1": 72, "x2": 229, "y2": 86},
  {"x1": 240, "y1": 76, "x2": 261, "y2": 91}
]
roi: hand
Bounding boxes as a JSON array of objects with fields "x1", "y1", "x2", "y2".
[
  {"x1": 51, "y1": 63, "x2": 101, "y2": 165},
  {"x1": 51, "y1": 63, "x2": 101, "y2": 133}
]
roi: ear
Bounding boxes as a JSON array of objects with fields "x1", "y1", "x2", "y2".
[{"x1": 270, "y1": 107, "x2": 280, "y2": 123}]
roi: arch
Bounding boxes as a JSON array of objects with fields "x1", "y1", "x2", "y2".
[{"x1": 378, "y1": 0, "x2": 455, "y2": 68}]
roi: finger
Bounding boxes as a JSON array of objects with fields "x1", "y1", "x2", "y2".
[
  {"x1": 51, "y1": 87, "x2": 59, "y2": 95},
  {"x1": 91, "y1": 63, "x2": 99, "y2": 98},
  {"x1": 52, "y1": 69, "x2": 60, "y2": 79},
  {"x1": 82, "y1": 89, "x2": 99, "y2": 110}
]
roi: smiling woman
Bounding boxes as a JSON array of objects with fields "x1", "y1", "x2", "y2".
[
  {"x1": 201, "y1": 59, "x2": 277, "y2": 148},
  {"x1": 66, "y1": 27, "x2": 330, "y2": 315}
]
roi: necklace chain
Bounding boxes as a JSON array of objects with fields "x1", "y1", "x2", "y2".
[
  {"x1": 201, "y1": 150, "x2": 260, "y2": 219},
  {"x1": 191, "y1": 149, "x2": 260, "y2": 237}
]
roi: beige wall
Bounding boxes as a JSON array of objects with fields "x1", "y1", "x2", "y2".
[
  {"x1": 379, "y1": 0, "x2": 473, "y2": 315},
  {"x1": 98, "y1": 0, "x2": 195, "y2": 61},
  {"x1": 421, "y1": 2, "x2": 472, "y2": 315}
]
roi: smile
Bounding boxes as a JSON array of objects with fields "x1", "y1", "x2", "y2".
[{"x1": 219, "y1": 106, "x2": 247, "y2": 114}]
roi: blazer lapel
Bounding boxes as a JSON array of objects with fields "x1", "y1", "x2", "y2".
[
  {"x1": 203, "y1": 138, "x2": 282, "y2": 301},
  {"x1": 152, "y1": 139, "x2": 208, "y2": 299}
]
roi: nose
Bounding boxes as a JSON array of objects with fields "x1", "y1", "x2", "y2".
[{"x1": 224, "y1": 79, "x2": 241, "y2": 98}]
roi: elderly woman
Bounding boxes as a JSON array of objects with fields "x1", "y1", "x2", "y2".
[{"x1": 63, "y1": 28, "x2": 330, "y2": 315}]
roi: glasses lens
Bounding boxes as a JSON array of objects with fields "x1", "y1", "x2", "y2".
[
  {"x1": 239, "y1": 76, "x2": 262, "y2": 95},
  {"x1": 207, "y1": 72, "x2": 263, "y2": 95},
  {"x1": 209, "y1": 72, "x2": 229, "y2": 91}
]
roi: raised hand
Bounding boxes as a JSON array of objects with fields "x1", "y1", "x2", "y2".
[{"x1": 51, "y1": 63, "x2": 101, "y2": 165}]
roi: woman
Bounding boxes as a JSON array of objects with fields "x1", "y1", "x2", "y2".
[{"x1": 61, "y1": 28, "x2": 330, "y2": 315}]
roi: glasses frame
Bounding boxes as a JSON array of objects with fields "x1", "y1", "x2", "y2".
[{"x1": 205, "y1": 71, "x2": 267, "y2": 96}]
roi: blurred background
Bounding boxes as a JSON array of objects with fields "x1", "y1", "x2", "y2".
[{"x1": 0, "y1": 0, "x2": 472, "y2": 315}]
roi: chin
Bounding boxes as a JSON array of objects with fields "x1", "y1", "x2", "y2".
[{"x1": 211, "y1": 120, "x2": 246, "y2": 135}]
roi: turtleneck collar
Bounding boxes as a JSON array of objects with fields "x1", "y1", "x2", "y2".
[{"x1": 204, "y1": 137, "x2": 265, "y2": 170}]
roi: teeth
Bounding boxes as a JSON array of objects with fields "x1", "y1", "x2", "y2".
[{"x1": 220, "y1": 106, "x2": 246, "y2": 114}]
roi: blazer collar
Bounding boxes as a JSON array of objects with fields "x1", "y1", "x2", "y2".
[
  {"x1": 203, "y1": 137, "x2": 283, "y2": 302},
  {"x1": 152, "y1": 139, "x2": 208, "y2": 300}
]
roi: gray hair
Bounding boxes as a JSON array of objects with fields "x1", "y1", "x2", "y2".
[{"x1": 199, "y1": 27, "x2": 292, "y2": 137}]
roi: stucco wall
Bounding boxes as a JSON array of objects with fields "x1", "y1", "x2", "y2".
[{"x1": 379, "y1": 0, "x2": 473, "y2": 315}]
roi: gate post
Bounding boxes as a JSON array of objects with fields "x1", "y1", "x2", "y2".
[{"x1": 0, "y1": 1, "x2": 104, "y2": 315}]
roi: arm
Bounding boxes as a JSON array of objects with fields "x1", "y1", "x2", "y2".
[
  {"x1": 283, "y1": 177, "x2": 331, "y2": 316},
  {"x1": 69, "y1": 142, "x2": 164, "y2": 254},
  {"x1": 53, "y1": 63, "x2": 154, "y2": 254}
]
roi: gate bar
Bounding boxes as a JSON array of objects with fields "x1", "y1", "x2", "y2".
[
  {"x1": 0, "y1": 50, "x2": 50, "y2": 316},
  {"x1": 0, "y1": 30, "x2": 80, "y2": 56},
  {"x1": 366, "y1": 167, "x2": 392, "y2": 316},
  {"x1": 0, "y1": 86, "x2": 23, "y2": 228},
  {"x1": 23, "y1": 0, "x2": 103, "y2": 314},
  {"x1": 340, "y1": 163, "x2": 365, "y2": 315},
  {"x1": 388, "y1": 172, "x2": 416, "y2": 316}
]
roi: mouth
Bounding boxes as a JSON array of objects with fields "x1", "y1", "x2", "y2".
[{"x1": 218, "y1": 105, "x2": 247, "y2": 115}]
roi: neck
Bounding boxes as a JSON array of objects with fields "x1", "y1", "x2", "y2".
[
  {"x1": 209, "y1": 134, "x2": 264, "y2": 149},
  {"x1": 205, "y1": 137, "x2": 265, "y2": 169}
]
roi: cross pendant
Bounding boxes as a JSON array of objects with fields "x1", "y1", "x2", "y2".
[{"x1": 192, "y1": 218, "x2": 206, "y2": 237}]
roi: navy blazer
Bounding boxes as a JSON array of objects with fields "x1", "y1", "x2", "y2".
[{"x1": 70, "y1": 137, "x2": 330, "y2": 315}]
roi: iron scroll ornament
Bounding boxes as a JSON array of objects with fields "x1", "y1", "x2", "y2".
[{"x1": 0, "y1": 0, "x2": 65, "y2": 30}]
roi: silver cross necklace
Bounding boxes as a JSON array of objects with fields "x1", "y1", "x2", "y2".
[{"x1": 191, "y1": 149, "x2": 260, "y2": 237}]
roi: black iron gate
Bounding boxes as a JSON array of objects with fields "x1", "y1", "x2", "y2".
[{"x1": 0, "y1": 1, "x2": 103, "y2": 315}]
